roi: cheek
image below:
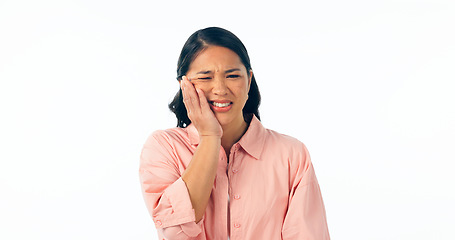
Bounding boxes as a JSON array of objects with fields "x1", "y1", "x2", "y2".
[
  {"x1": 235, "y1": 81, "x2": 250, "y2": 95},
  {"x1": 197, "y1": 85, "x2": 216, "y2": 100},
  {"x1": 192, "y1": 82, "x2": 210, "y2": 93},
  {"x1": 232, "y1": 85, "x2": 249, "y2": 101}
]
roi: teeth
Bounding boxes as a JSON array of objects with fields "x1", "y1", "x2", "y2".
[{"x1": 212, "y1": 102, "x2": 231, "y2": 107}]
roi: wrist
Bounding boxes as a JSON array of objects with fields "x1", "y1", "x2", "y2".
[
  {"x1": 199, "y1": 135, "x2": 221, "y2": 140},
  {"x1": 199, "y1": 135, "x2": 222, "y2": 144}
]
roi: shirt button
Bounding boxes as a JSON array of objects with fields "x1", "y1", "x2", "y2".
[
  {"x1": 155, "y1": 220, "x2": 162, "y2": 227},
  {"x1": 233, "y1": 195, "x2": 241, "y2": 200},
  {"x1": 232, "y1": 169, "x2": 238, "y2": 174},
  {"x1": 234, "y1": 223, "x2": 241, "y2": 228}
]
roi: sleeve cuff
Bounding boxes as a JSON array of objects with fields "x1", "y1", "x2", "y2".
[
  {"x1": 181, "y1": 214, "x2": 205, "y2": 237},
  {"x1": 154, "y1": 177, "x2": 197, "y2": 228}
]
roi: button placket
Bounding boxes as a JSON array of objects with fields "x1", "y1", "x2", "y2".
[{"x1": 229, "y1": 144, "x2": 243, "y2": 235}]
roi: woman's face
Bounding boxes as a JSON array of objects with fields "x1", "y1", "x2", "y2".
[{"x1": 185, "y1": 45, "x2": 252, "y2": 127}]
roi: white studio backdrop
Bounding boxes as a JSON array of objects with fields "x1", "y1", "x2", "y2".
[{"x1": 1, "y1": 0, "x2": 454, "y2": 239}]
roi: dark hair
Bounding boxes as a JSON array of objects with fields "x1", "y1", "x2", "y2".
[{"x1": 168, "y1": 27, "x2": 261, "y2": 127}]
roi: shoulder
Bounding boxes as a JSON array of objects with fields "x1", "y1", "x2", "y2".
[
  {"x1": 144, "y1": 127, "x2": 190, "y2": 148},
  {"x1": 264, "y1": 128, "x2": 309, "y2": 154},
  {"x1": 262, "y1": 127, "x2": 312, "y2": 167},
  {"x1": 262, "y1": 128, "x2": 316, "y2": 186},
  {"x1": 140, "y1": 126, "x2": 192, "y2": 167}
]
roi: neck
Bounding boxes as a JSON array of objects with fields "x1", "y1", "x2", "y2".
[{"x1": 221, "y1": 116, "x2": 248, "y2": 154}]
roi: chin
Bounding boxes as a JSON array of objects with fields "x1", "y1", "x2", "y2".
[{"x1": 214, "y1": 114, "x2": 236, "y2": 127}]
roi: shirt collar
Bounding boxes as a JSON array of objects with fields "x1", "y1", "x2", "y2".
[{"x1": 186, "y1": 114, "x2": 266, "y2": 160}]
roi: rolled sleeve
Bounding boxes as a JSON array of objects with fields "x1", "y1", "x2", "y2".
[
  {"x1": 160, "y1": 214, "x2": 205, "y2": 239},
  {"x1": 139, "y1": 131, "x2": 203, "y2": 239},
  {"x1": 281, "y1": 178, "x2": 330, "y2": 240},
  {"x1": 282, "y1": 143, "x2": 330, "y2": 240}
]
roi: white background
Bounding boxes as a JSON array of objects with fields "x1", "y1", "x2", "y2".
[{"x1": 1, "y1": 0, "x2": 454, "y2": 239}]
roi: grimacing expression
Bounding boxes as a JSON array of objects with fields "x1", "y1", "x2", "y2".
[{"x1": 184, "y1": 46, "x2": 252, "y2": 127}]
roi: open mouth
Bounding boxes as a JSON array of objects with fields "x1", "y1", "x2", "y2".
[{"x1": 210, "y1": 101, "x2": 232, "y2": 107}]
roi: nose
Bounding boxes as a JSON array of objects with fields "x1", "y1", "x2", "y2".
[{"x1": 212, "y1": 76, "x2": 228, "y2": 95}]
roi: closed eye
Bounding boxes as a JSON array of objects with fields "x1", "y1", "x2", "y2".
[
  {"x1": 197, "y1": 77, "x2": 212, "y2": 80},
  {"x1": 227, "y1": 75, "x2": 240, "y2": 78}
]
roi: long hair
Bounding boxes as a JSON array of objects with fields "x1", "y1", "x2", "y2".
[{"x1": 168, "y1": 27, "x2": 261, "y2": 127}]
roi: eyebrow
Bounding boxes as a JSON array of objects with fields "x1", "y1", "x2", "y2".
[
  {"x1": 196, "y1": 70, "x2": 211, "y2": 74},
  {"x1": 225, "y1": 68, "x2": 241, "y2": 73},
  {"x1": 196, "y1": 68, "x2": 242, "y2": 75}
]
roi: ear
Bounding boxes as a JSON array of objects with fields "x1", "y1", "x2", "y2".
[
  {"x1": 248, "y1": 70, "x2": 253, "y2": 92},
  {"x1": 178, "y1": 76, "x2": 186, "y2": 89}
]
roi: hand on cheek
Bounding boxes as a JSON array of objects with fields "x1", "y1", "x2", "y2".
[{"x1": 181, "y1": 76, "x2": 223, "y2": 137}]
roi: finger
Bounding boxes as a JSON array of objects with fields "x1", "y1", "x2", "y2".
[
  {"x1": 185, "y1": 77, "x2": 201, "y2": 105},
  {"x1": 182, "y1": 77, "x2": 201, "y2": 115},
  {"x1": 196, "y1": 88, "x2": 210, "y2": 112},
  {"x1": 180, "y1": 78, "x2": 187, "y2": 101},
  {"x1": 181, "y1": 78, "x2": 194, "y2": 113}
]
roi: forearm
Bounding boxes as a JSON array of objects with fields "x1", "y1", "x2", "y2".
[{"x1": 181, "y1": 136, "x2": 220, "y2": 223}]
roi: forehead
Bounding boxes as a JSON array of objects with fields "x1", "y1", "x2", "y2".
[{"x1": 188, "y1": 46, "x2": 245, "y2": 72}]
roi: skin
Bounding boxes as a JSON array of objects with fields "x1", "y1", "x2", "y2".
[{"x1": 179, "y1": 45, "x2": 253, "y2": 223}]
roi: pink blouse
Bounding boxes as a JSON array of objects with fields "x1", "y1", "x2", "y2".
[{"x1": 139, "y1": 115, "x2": 330, "y2": 239}]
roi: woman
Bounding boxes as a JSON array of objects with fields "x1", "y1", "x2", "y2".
[{"x1": 139, "y1": 27, "x2": 330, "y2": 240}]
